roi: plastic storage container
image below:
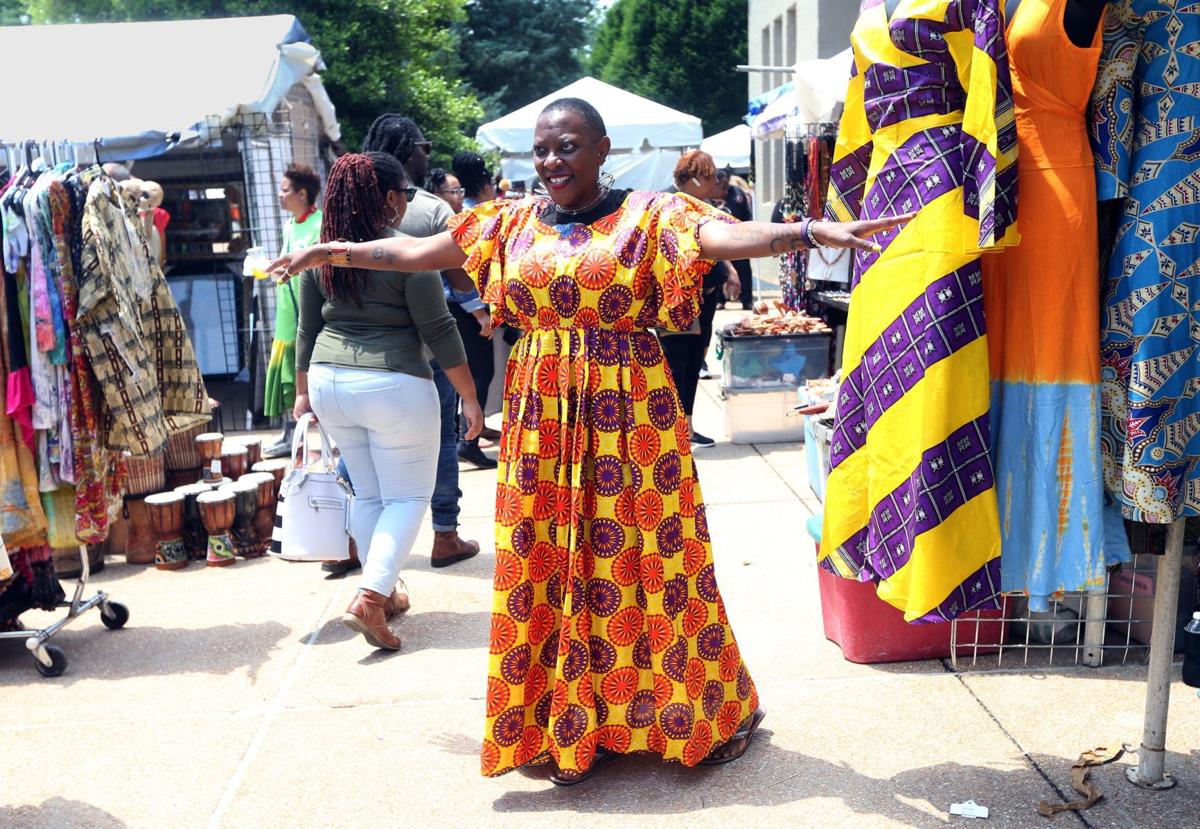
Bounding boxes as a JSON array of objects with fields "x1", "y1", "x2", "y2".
[
  {"x1": 804, "y1": 416, "x2": 833, "y2": 501},
  {"x1": 723, "y1": 388, "x2": 805, "y2": 445},
  {"x1": 1183, "y1": 612, "x2": 1200, "y2": 688},
  {"x1": 720, "y1": 330, "x2": 832, "y2": 392},
  {"x1": 806, "y1": 516, "x2": 1006, "y2": 664}
]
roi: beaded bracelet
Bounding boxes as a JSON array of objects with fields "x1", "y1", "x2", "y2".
[{"x1": 327, "y1": 241, "x2": 352, "y2": 267}]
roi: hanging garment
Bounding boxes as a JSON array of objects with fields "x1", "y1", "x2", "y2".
[
  {"x1": 449, "y1": 191, "x2": 759, "y2": 778},
  {"x1": 1091, "y1": 1, "x2": 1200, "y2": 522},
  {"x1": 820, "y1": 0, "x2": 1020, "y2": 622},
  {"x1": 982, "y1": 0, "x2": 1131, "y2": 610},
  {"x1": 0, "y1": 266, "x2": 47, "y2": 548},
  {"x1": 76, "y1": 177, "x2": 207, "y2": 454},
  {"x1": 77, "y1": 177, "x2": 167, "y2": 454},
  {"x1": 138, "y1": 254, "x2": 209, "y2": 437},
  {"x1": 49, "y1": 180, "x2": 123, "y2": 542}
]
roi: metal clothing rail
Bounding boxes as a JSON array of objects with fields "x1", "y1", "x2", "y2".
[{"x1": 0, "y1": 545, "x2": 129, "y2": 677}]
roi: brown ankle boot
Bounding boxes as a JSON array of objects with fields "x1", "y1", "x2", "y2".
[
  {"x1": 386, "y1": 579, "x2": 411, "y2": 619},
  {"x1": 431, "y1": 531, "x2": 480, "y2": 568},
  {"x1": 342, "y1": 589, "x2": 401, "y2": 650}
]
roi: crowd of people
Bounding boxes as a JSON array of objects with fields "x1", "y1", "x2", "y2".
[{"x1": 268, "y1": 101, "x2": 901, "y2": 783}]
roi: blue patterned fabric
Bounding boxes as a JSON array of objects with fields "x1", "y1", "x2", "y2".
[{"x1": 1091, "y1": 1, "x2": 1200, "y2": 522}]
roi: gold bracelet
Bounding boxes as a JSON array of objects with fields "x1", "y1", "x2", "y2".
[{"x1": 327, "y1": 242, "x2": 352, "y2": 267}]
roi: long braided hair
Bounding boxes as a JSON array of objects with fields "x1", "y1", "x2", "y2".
[{"x1": 319, "y1": 152, "x2": 407, "y2": 304}]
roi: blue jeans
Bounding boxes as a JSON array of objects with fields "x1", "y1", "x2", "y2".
[
  {"x1": 309, "y1": 365, "x2": 439, "y2": 596},
  {"x1": 430, "y1": 361, "x2": 461, "y2": 531}
]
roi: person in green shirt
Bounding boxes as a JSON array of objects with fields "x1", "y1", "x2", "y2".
[{"x1": 264, "y1": 163, "x2": 323, "y2": 457}]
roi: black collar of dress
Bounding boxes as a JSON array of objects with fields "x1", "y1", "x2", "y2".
[{"x1": 541, "y1": 189, "x2": 631, "y2": 227}]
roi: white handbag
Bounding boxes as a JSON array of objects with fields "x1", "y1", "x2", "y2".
[{"x1": 270, "y1": 413, "x2": 352, "y2": 562}]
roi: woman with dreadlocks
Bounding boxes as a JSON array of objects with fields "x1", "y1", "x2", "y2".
[
  {"x1": 293, "y1": 152, "x2": 484, "y2": 651},
  {"x1": 275, "y1": 99, "x2": 909, "y2": 782}
]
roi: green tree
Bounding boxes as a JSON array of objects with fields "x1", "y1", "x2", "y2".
[
  {"x1": 457, "y1": 0, "x2": 597, "y2": 122},
  {"x1": 590, "y1": 0, "x2": 747, "y2": 135},
  {"x1": 0, "y1": 0, "x2": 30, "y2": 24},
  {"x1": 19, "y1": 0, "x2": 482, "y2": 162}
]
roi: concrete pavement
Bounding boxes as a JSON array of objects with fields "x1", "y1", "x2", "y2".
[{"x1": 3, "y1": 323, "x2": 1198, "y2": 828}]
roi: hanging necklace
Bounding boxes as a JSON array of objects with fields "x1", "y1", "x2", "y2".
[
  {"x1": 552, "y1": 172, "x2": 615, "y2": 217},
  {"x1": 816, "y1": 247, "x2": 848, "y2": 267}
]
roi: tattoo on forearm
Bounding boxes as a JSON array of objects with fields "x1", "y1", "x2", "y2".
[
  {"x1": 768, "y1": 230, "x2": 808, "y2": 254},
  {"x1": 729, "y1": 226, "x2": 807, "y2": 254},
  {"x1": 370, "y1": 245, "x2": 396, "y2": 265}
]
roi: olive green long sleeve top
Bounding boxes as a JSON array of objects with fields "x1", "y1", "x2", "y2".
[{"x1": 294, "y1": 228, "x2": 467, "y2": 378}]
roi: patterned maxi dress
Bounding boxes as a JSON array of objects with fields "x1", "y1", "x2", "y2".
[
  {"x1": 448, "y1": 192, "x2": 760, "y2": 777},
  {"x1": 820, "y1": 0, "x2": 1020, "y2": 622},
  {"x1": 981, "y1": 0, "x2": 1130, "y2": 610},
  {"x1": 1091, "y1": 1, "x2": 1200, "y2": 523}
]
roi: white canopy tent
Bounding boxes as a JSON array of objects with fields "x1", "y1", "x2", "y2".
[
  {"x1": 0, "y1": 15, "x2": 340, "y2": 160},
  {"x1": 701, "y1": 124, "x2": 751, "y2": 170},
  {"x1": 477, "y1": 76, "x2": 702, "y2": 192}
]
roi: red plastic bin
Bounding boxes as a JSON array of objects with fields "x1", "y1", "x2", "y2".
[{"x1": 808, "y1": 517, "x2": 1006, "y2": 664}]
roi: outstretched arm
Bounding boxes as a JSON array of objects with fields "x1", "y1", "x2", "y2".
[
  {"x1": 697, "y1": 214, "x2": 915, "y2": 261},
  {"x1": 269, "y1": 230, "x2": 468, "y2": 282}
]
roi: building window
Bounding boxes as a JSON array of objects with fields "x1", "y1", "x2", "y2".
[{"x1": 786, "y1": 6, "x2": 797, "y2": 66}]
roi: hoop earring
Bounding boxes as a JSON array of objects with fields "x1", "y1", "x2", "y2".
[{"x1": 386, "y1": 206, "x2": 401, "y2": 225}]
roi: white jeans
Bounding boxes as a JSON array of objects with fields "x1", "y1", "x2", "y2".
[{"x1": 308, "y1": 364, "x2": 440, "y2": 596}]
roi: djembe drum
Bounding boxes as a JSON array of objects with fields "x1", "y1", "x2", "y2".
[
  {"x1": 197, "y1": 490, "x2": 237, "y2": 567},
  {"x1": 175, "y1": 482, "x2": 211, "y2": 561},
  {"x1": 221, "y1": 445, "x2": 249, "y2": 480},
  {"x1": 145, "y1": 492, "x2": 187, "y2": 570},
  {"x1": 124, "y1": 451, "x2": 166, "y2": 497},
  {"x1": 242, "y1": 439, "x2": 263, "y2": 468},
  {"x1": 220, "y1": 481, "x2": 261, "y2": 559},
  {"x1": 195, "y1": 432, "x2": 225, "y2": 483},
  {"x1": 240, "y1": 472, "x2": 277, "y2": 556},
  {"x1": 251, "y1": 459, "x2": 289, "y2": 501},
  {"x1": 166, "y1": 421, "x2": 208, "y2": 485},
  {"x1": 122, "y1": 498, "x2": 158, "y2": 565}
]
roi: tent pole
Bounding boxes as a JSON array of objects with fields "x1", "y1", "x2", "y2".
[{"x1": 1126, "y1": 517, "x2": 1184, "y2": 790}]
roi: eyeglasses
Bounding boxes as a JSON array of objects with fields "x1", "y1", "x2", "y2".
[
  {"x1": 439, "y1": 187, "x2": 466, "y2": 196},
  {"x1": 403, "y1": 187, "x2": 418, "y2": 203},
  {"x1": 415, "y1": 141, "x2": 433, "y2": 154}
]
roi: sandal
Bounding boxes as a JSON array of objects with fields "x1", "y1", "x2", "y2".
[
  {"x1": 701, "y1": 709, "x2": 766, "y2": 766},
  {"x1": 549, "y1": 748, "x2": 616, "y2": 787}
]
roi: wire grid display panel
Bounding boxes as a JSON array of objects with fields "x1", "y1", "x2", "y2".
[
  {"x1": 949, "y1": 550, "x2": 1198, "y2": 671},
  {"x1": 207, "y1": 84, "x2": 324, "y2": 421}
]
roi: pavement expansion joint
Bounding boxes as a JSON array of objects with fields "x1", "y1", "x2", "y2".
[
  {"x1": 207, "y1": 579, "x2": 353, "y2": 829},
  {"x1": 948, "y1": 668, "x2": 1091, "y2": 827}
]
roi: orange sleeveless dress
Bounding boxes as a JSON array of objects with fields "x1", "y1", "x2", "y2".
[{"x1": 982, "y1": 0, "x2": 1129, "y2": 611}]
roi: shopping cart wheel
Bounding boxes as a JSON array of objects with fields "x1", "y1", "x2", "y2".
[
  {"x1": 100, "y1": 601, "x2": 130, "y2": 631},
  {"x1": 35, "y1": 644, "x2": 67, "y2": 678}
]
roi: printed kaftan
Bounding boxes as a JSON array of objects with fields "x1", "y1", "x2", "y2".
[
  {"x1": 449, "y1": 192, "x2": 759, "y2": 777},
  {"x1": 1091, "y1": 0, "x2": 1200, "y2": 522},
  {"x1": 820, "y1": 0, "x2": 1020, "y2": 622}
]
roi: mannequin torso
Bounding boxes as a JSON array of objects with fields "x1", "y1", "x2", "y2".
[{"x1": 1006, "y1": 0, "x2": 1107, "y2": 48}]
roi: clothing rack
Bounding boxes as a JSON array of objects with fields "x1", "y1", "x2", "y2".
[
  {"x1": 2, "y1": 148, "x2": 211, "y2": 674},
  {"x1": 0, "y1": 539, "x2": 128, "y2": 677}
]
